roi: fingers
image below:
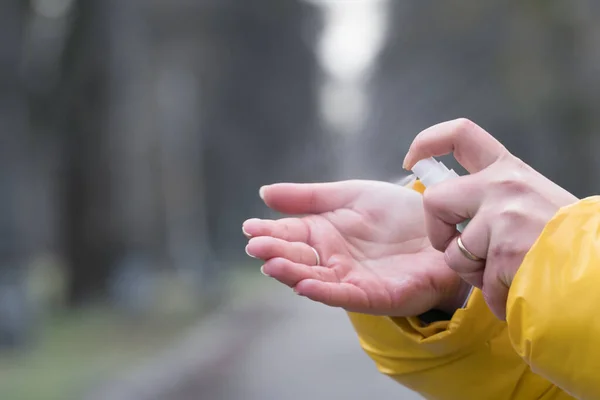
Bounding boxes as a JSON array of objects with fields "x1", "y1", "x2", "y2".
[
  {"x1": 245, "y1": 237, "x2": 363, "y2": 310},
  {"x1": 259, "y1": 181, "x2": 368, "y2": 214},
  {"x1": 443, "y1": 217, "x2": 489, "y2": 288},
  {"x1": 443, "y1": 216, "x2": 511, "y2": 320},
  {"x1": 245, "y1": 236, "x2": 320, "y2": 266},
  {"x1": 481, "y1": 267, "x2": 509, "y2": 320},
  {"x1": 294, "y1": 279, "x2": 368, "y2": 310},
  {"x1": 403, "y1": 118, "x2": 508, "y2": 173},
  {"x1": 261, "y1": 258, "x2": 336, "y2": 288},
  {"x1": 480, "y1": 229, "x2": 534, "y2": 320},
  {"x1": 242, "y1": 218, "x2": 310, "y2": 243},
  {"x1": 422, "y1": 173, "x2": 485, "y2": 252}
]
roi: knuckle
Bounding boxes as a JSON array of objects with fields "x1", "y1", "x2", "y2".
[
  {"x1": 281, "y1": 222, "x2": 292, "y2": 241},
  {"x1": 451, "y1": 118, "x2": 479, "y2": 140},
  {"x1": 489, "y1": 241, "x2": 518, "y2": 260},
  {"x1": 453, "y1": 117, "x2": 476, "y2": 132},
  {"x1": 493, "y1": 170, "x2": 530, "y2": 196},
  {"x1": 498, "y1": 204, "x2": 528, "y2": 223},
  {"x1": 488, "y1": 237, "x2": 526, "y2": 260}
]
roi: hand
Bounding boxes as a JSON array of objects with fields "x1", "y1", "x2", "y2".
[
  {"x1": 243, "y1": 180, "x2": 470, "y2": 317},
  {"x1": 403, "y1": 118, "x2": 578, "y2": 320}
]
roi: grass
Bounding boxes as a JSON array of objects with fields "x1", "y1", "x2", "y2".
[{"x1": 0, "y1": 265, "x2": 267, "y2": 400}]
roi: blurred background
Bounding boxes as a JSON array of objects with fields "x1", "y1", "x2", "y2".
[{"x1": 1, "y1": 0, "x2": 600, "y2": 399}]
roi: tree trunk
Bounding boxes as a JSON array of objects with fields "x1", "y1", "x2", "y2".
[
  {"x1": 58, "y1": 0, "x2": 113, "y2": 305},
  {"x1": 0, "y1": 0, "x2": 34, "y2": 347}
]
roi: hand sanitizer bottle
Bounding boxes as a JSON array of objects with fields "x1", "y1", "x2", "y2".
[
  {"x1": 411, "y1": 157, "x2": 473, "y2": 308},
  {"x1": 411, "y1": 157, "x2": 469, "y2": 232}
]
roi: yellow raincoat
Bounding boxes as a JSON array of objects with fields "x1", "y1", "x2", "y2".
[{"x1": 348, "y1": 181, "x2": 600, "y2": 399}]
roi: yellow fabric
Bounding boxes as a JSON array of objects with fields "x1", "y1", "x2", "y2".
[
  {"x1": 507, "y1": 196, "x2": 600, "y2": 400},
  {"x1": 347, "y1": 181, "x2": 600, "y2": 399}
]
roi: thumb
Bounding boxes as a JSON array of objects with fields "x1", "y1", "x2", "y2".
[{"x1": 403, "y1": 118, "x2": 508, "y2": 173}]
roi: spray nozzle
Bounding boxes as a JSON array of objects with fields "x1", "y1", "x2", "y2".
[
  {"x1": 411, "y1": 157, "x2": 459, "y2": 188},
  {"x1": 410, "y1": 157, "x2": 468, "y2": 232}
]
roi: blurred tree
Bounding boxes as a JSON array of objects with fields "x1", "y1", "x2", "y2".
[
  {"x1": 197, "y1": 0, "x2": 327, "y2": 261},
  {"x1": 364, "y1": 1, "x2": 600, "y2": 198},
  {"x1": 54, "y1": 0, "x2": 114, "y2": 306},
  {"x1": 15, "y1": 0, "x2": 600, "y2": 314},
  {"x1": 21, "y1": 0, "x2": 328, "y2": 312},
  {"x1": 103, "y1": 0, "x2": 166, "y2": 313},
  {"x1": 140, "y1": 0, "x2": 224, "y2": 306},
  {"x1": 363, "y1": 2, "x2": 519, "y2": 179},
  {"x1": 500, "y1": 1, "x2": 600, "y2": 197},
  {"x1": 0, "y1": 0, "x2": 34, "y2": 347}
]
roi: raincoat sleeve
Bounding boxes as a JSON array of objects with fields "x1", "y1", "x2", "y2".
[
  {"x1": 346, "y1": 182, "x2": 598, "y2": 400},
  {"x1": 506, "y1": 196, "x2": 600, "y2": 400}
]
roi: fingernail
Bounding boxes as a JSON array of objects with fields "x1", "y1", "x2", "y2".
[
  {"x1": 402, "y1": 155, "x2": 410, "y2": 170},
  {"x1": 245, "y1": 245, "x2": 258, "y2": 259},
  {"x1": 242, "y1": 226, "x2": 252, "y2": 238},
  {"x1": 260, "y1": 265, "x2": 270, "y2": 277},
  {"x1": 259, "y1": 186, "x2": 266, "y2": 200}
]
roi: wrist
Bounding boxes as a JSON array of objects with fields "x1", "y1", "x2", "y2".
[{"x1": 436, "y1": 279, "x2": 472, "y2": 315}]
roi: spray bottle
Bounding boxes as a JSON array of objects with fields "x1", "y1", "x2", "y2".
[
  {"x1": 409, "y1": 157, "x2": 473, "y2": 308},
  {"x1": 410, "y1": 157, "x2": 469, "y2": 232}
]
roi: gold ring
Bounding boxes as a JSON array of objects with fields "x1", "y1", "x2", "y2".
[
  {"x1": 457, "y1": 236, "x2": 484, "y2": 262},
  {"x1": 310, "y1": 247, "x2": 321, "y2": 266}
]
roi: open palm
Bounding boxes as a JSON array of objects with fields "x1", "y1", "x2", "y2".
[{"x1": 243, "y1": 180, "x2": 467, "y2": 316}]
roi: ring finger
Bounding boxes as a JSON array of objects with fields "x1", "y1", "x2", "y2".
[
  {"x1": 443, "y1": 216, "x2": 489, "y2": 288},
  {"x1": 262, "y1": 258, "x2": 335, "y2": 288},
  {"x1": 242, "y1": 218, "x2": 310, "y2": 242},
  {"x1": 246, "y1": 236, "x2": 320, "y2": 266}
]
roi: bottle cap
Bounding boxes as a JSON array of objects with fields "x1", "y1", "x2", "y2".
[
  {"x1": 411, "y1": 157, "x2": 458, "y2": 187},
  {"x1": 411, "y1": 157, "x2": 468, "y2": 232}
]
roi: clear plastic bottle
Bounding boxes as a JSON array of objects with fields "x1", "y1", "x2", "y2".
[
  {"x1": 410, "y1": 157, "x2": 469, "y2": 232},
  {"x1": 411, "y1": 157, "x2": 473, "y2": 307}
]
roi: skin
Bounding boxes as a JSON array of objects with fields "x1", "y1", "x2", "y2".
[
  {"x1": 404, "y1": 118, "x2": 579, "y2": 319},
  {"x1": 244, "y1": 118, "x2": 578, "y2": 320},
  {"x1": 243, "y1": 180, "x2": 470, "y2": 317}
]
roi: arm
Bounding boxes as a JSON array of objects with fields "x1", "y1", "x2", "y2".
[
  {"x1": 507, "y1": 196, "x2": 600, "y2": 400},
  {"x1": 348, "y1": 291, "x2": 571, "y2": 399}
]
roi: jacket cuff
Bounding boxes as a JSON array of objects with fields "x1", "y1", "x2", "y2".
[
  {"x1": 417, "y1": 285, "x2": 474, "y2": 325},
  {"x1": 390, "y1": 288, "x2": 505, "y2": 357}
]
